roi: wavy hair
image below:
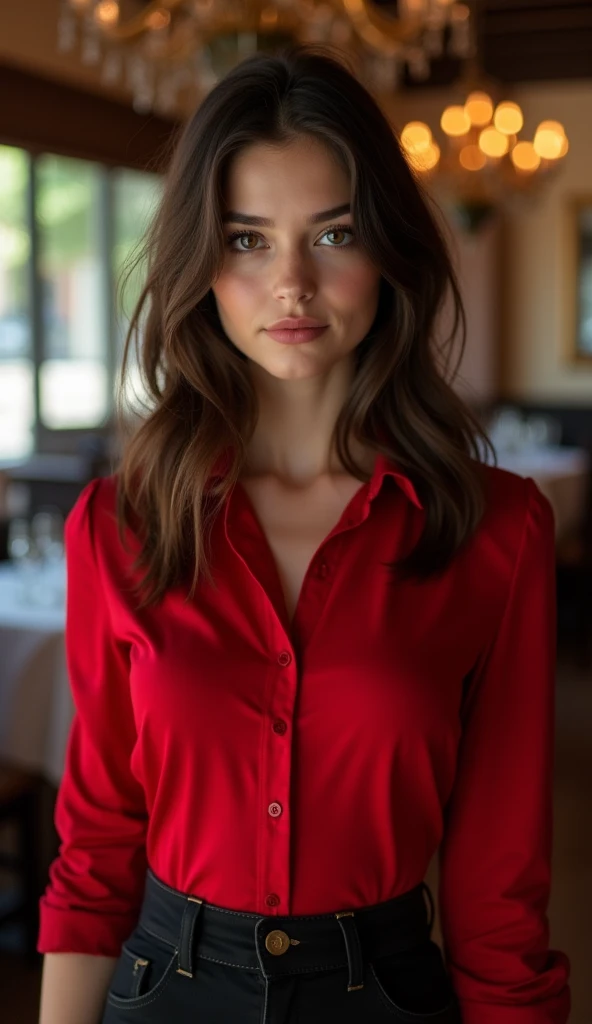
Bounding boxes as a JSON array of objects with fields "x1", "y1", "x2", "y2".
[{"x1": 114, "y1": 43, "x2": 496, "y2": 609}]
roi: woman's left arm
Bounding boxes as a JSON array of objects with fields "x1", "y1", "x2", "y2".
[{"x1": 438, "y1": 477, "x2": 571, "y2": 1024}]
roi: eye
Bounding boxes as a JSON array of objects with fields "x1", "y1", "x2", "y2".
[
  {"x1": 317, "y1": 225, "x2": 355, "y2": 247},
  {"x1": 225, "y1": 223, "x2": 355, "y2": 254},
  {"x1": 226, "y1": 230, "x2": 264, "y2": 253}
]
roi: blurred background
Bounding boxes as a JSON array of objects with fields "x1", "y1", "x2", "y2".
[{"x1": 0, "y1": 1, "x2": 590, "y2": 1021}]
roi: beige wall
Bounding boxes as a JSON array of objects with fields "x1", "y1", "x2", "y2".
[{"x1": 500, "y1": 80, "x2": 592, "y2": 402}]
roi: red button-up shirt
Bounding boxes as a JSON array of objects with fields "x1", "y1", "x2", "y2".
[{"x1": 37, "y1": 454, "x2": 570, "y2": 1023}]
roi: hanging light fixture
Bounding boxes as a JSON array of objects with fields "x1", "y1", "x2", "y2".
[
  {"x1": 56, "y1": 0, "x2": 473, "y2": 116},
  {"x1": 398, "y1": 0, "x2": 569, "y2": 230}
]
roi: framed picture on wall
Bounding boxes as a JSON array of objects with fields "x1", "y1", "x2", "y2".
[{"x1": 567, "y1": 197, "x2": 592, "y2": 361}]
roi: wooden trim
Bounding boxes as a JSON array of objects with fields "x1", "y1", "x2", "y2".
[
  {"x1": 0, "y1": 60, "x2": 180, "y2": 171},
  {"x1": 564, "y1": 195, "x2": 592, "y2": 364}
]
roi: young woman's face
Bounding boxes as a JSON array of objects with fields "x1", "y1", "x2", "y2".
[{"x1": 211, "y1": 135, "x2": 381, "y2": 383}]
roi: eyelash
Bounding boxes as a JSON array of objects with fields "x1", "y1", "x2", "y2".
[{"x1": 226, "y1": 223, "x2": 355, "y2": 254}]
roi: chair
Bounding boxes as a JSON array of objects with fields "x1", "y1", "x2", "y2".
[{"x1": 0, "y1": 759, "x2": 43, "y2": 966}]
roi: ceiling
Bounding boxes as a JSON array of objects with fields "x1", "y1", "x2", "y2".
[
  {"x1": 0, "y1": 0, "x2": 590, "y2": 116},
  {"x1": 397, "y1": 0, "x2": 592, "y2": 88}
]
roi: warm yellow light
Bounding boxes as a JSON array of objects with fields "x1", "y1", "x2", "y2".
[
  {"x1": 94, "y1": 0, "x2": 119, "y2": 27},
  {"x1": 557, "y1": 135, "x2": 569, "y2": 158},
  {"x1": 459, "y1": 144, "x2": 486, "y2": 171},
  {"x1": 401, "y1": 121, "x2": 432, "y2": 155},
  {"x1": 533, "y1": 122, "x2": 566, "y2": 159},
  {"x1": 441, "y1": 105, "x2": 471, "y2": 137},
  {"x1": 408, "y1": 142, "x2": 440, "y2": 172},
  {"x1": 510, "y1": 141, "x2": 541, "y2": 172},
  {"x1": 464, "y1": 91, "x2": 493, "y2": 127},
  {"x1": 493, "y1": 101, "x2": 523, "y2": 135},
  {"x1": 146, "y1": 9, "x2": 170, "y2": 30},
  {"x1": 536, "y1": 120, "x2": 565, "y2": 137},
  {"x1": 260, "y1": 6, "x2": 279, "y2": 27},
  {"x1": 478, "y1": 127, "x2": 509, "y2": 157}
]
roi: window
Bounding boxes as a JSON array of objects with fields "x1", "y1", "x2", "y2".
[{"x1": 0, "y1": 144, "x2": 161, "y2": 462}]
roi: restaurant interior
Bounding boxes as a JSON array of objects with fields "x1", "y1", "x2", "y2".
[{"x1": 0, "y1": 0, "x2": 591, "y2": 1021}]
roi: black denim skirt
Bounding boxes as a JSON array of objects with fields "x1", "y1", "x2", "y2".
[{"x1": 101, "y1": 867, "x2": 461, "y2": 1024}]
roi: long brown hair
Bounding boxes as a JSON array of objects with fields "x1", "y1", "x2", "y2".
[{"x1": 115, "y1": 43, "x2": 496, "y2": 609}]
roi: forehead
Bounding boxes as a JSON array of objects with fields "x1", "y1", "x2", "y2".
[{"x1": 222, "y1": 136, "x2": 351, "y2": 212}]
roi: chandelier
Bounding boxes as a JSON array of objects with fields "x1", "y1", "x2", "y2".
[
  {"x1": 57, "y1": 0, "x2": 473, "y2": 117},
  {"x1": 397, "y1": 1, "x2": 569, "y2": 229}
]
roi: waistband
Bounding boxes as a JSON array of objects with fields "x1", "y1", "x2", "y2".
[{"x1": 133, "y1": 867, "x2": 435, "y2": 993}]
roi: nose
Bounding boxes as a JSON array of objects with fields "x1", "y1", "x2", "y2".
[{"x1": 271, "y1": 248, "x2": 316, "y2": 304}]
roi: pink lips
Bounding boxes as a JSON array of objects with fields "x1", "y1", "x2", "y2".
[{"x1": 264, "y1": 317, "x2": 328, "y2": 345}]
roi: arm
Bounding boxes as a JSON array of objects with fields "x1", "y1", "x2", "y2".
[
  {"x1": 39, "y1": 953, "x2": 118, "y2": 1024},
  {"x1": 37, "y1": 479, "x2": 149, "y2": 1018},
  {"x1": 438, "y1": 478, "x2": 570, "y2": 1024}
]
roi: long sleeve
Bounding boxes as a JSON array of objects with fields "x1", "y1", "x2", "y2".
[
  {"x1": 438, "y1": 478, "x2": 571, "y2": 1023},
  {"x1": 37, "y1": 479, "x2": 149, "y2": 956}
]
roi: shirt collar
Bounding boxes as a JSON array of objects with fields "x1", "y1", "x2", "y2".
[{"x1": 208, "y1": 446, "x2": 423, "y2": 511}]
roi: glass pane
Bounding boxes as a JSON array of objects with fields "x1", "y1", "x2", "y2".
[
  {"x1": 0, "y1": 145, "x2": 34, "y2": 460},
  {"x1": 112, "y1": 167, "x2": 162, "y2": 414},
  {"x1": 37, "y1": 154, "x2": 108, "y2": 428}
]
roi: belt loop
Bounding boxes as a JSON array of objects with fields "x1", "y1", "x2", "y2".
[
  {"x1": 335, "y1": 911, "x2": 364, "y2": 992},
  {"x1": 421, "y1": 882, "x2": 435, "y2": 935},
  {"x1": 176, "y1": 895, "x2": 204, "y2": 978}
]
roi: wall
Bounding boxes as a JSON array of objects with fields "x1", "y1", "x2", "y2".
[
  {"x1": 500, "y1": 80, "x2": 592, "y2": 402},
  {"x1": 387, "y1": 80, "x2": 592, "y2": 406}
]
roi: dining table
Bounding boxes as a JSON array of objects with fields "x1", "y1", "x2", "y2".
[{"x1": 0, "y1": 559, "x2": 71, "y2": 790}]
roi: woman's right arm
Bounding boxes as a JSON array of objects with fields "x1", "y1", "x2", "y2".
[
  {"x1": 39, "y1": 953, "x2": 118, "y2": 1024},
  {"x1": 37, "y1": 479, "x2": 149, "y2": 1019}
]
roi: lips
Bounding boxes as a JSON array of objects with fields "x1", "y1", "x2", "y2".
[{"x1": 266, "y1": 317, "x2": 327, "y2": 330}]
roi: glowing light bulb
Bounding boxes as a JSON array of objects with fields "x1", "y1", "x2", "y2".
[
  {"x1": 441, "y1": 105, "x2": 471, "y2": 137},
  {"x1": 406, "y1": 142, "x2": 440, "y2": 172},
  {"x1": 459, "y1": 144, "x2": 486, "y2": 171},
  {"x1": 534, "y1": 122, "x2": 566, "y2": 160},
  {"x1": 401, "y1": 122, "x2": 432, "y2": 155},
  {"x1": 464, "y1": 91, "x2": 493, "y2": 127},
  {"x1": 494, "y1": 101, "x2": 523, "y2": 135},
  {"x1": 510, "y1": 142, "x2": 541, "y2": 172},
  {"x1": 94, "y1": 1, "x2": 119, "y2": 27},
  {"x1": 478, "y1": 127, "x2": 509, "y2": 158}
]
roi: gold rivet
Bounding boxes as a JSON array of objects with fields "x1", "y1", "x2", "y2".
[{"x1": 265, "y1": 929, "x2": 291, "y2": 955}]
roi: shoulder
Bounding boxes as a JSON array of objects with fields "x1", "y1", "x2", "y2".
[
  {"x1": 466, "y1": 460, "x2": 555, "y2": 581},
  {"x1": 477, "y1": 460, "x2": 554, "y2": 533},
  {"x1": 65, "y1": 474, "x2": 118, "y2": 541},
  {"x1": 64, "y1": 474, "x2": 132, "y2": 573}
]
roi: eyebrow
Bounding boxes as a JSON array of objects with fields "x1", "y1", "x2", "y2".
[{"x1": 221, "y1": 203, "x2": 351, "y2": 227}]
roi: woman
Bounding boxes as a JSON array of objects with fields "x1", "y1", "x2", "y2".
[{"x1": 37, "y1": 45, "x2": 570, "y2": 1024}]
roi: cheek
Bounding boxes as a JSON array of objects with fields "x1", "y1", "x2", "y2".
[
  {"x1": 329, "y1": 261, "x2": 380, "y2": 312},
  {"x1": 212, "y1": 271, "x2": 261, "y2": 325}
]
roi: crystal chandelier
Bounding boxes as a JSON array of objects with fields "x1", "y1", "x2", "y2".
[
  {"x1": 57, "y1": 0, "x2": 472, "y2": 117},
  {"x1": 397, "y1": 1, "x2": 569, "y2": 229}
]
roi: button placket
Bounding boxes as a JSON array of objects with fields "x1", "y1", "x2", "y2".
[{"x1": 260, "y1": 645, "x2": 294, "y2": 914}]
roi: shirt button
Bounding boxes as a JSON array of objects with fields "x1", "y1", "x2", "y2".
[
  {"x1": 268, "y1": 802, "x2": 282, "y2": 817},
  {"x1": 277, "y1": 651, "x2": 292, "y2": 667},
  {"x1": 265, "y1": 893, "x2": 280, "y2": 908},
  {"x1": 317, "y1": 561, "x2": 329, "y2": 578},
  {"x1": 272, "y1": 719, "x2": 287, "y2": 735}
]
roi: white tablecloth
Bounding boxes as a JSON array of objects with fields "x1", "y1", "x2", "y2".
[{"x1": 0, "y1": 561, "x2": 72, "y2": 788}]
